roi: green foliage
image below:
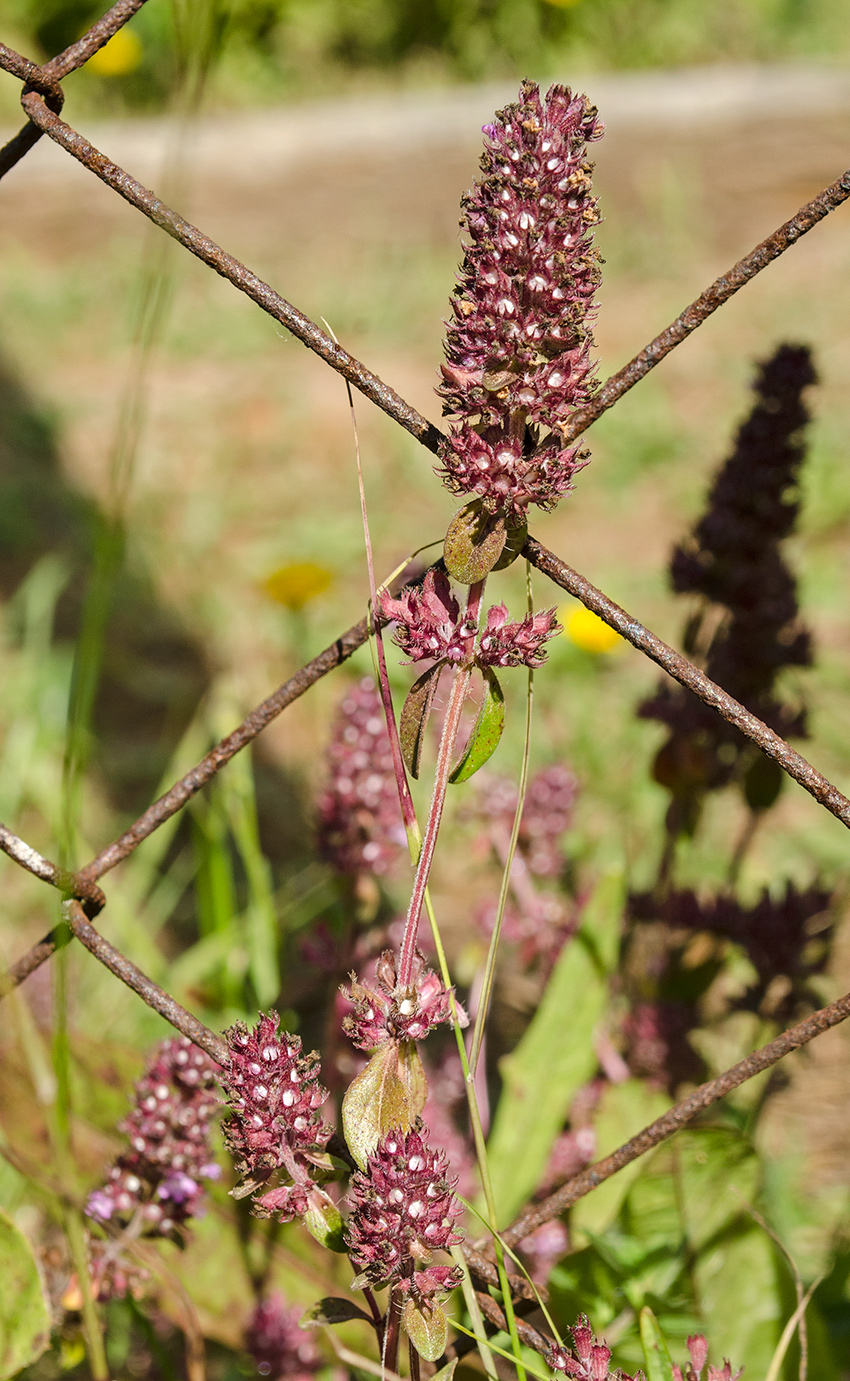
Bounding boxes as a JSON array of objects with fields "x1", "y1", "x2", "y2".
[
  {"x1": 10, "y1": 0, "x2": 850, "y2": 111},
  {"x1": 449, "y1": 667, "x2": 506, "y2": 784},
  {"x1": 485, "y1": 871, "x2": 624, "y2": 1223},
  {"x1": 0, "y1": 1208, "x2": 51, "y2": 1380}
]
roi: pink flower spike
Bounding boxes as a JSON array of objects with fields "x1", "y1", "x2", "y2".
[
  {"x1": 380, "y1": 569, "x2": 476, "y2": 665},
  {"x1": 477, "y1": 605, "x2": 562, "y2": 669}
]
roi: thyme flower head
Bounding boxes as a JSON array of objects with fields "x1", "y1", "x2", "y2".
[
  {"x1": 317, "y1": 677, "x2": 406, "y2": 877},
  {"x1": 548, "y1": 1316, "x2": 637, "y2": 1381},
  {"x1": 380, "y1": 569, "x2": 478, "y2": 665},
  {"x1": 439, "y1": 79, "x2": 603, "y2": 517},
  {"x1": 673, "y1": 1334, "x2": 743, "y2": 1381},
  {"x1": 85, "y1": 1036, "x2": 220, "y2": 1238},
  {"x1": 346, "y1": 1126, "x2": 464, "y2": 1299},
  {"x1": 381, "y1": 570, "x2": 561, "y2": 672},
  {"x1": 342, "y1": 949, "x2": 461, "y2": 1052},
  {"x1": 222, "y1": 1013, "x2": 330, "y2": 1222}
]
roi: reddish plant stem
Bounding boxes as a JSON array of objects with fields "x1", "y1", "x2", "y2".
[
  {"x1": 396, "y1": 581, "x2": 484, "y2": 987},
  {"x1": 382, "y1": 1292, "x2": 402, "y2": 1378},
  {"x1": 408, "y1": 1336, "x2": 421, "y2": 1381},
  {"x1": 524, "y1": 538, "x2": 850, "y2": 828},
  {"x1": 397, "y1": 662, "x2": 471, "y2": 988},
  {"x1": 501, "y1": 983, "x2": 850, "y2": 1248}
]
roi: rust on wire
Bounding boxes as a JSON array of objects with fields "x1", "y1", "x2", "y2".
[
  {"x1": 17, "y1": 87, "x2": 444, "y2": 456},
  {"x1": 64, "y1": 899, "x2": 227, "y2": 1064},
  {"x1": 502, "y1": 983, "x2": 850, "y2": 1248},
  {"x1": 0, "y1": 822, "x2": 106, "y2": 913},
  {"x1": 524, "y1": 537, "x2": 850, "y2": 828},
  {"x1": 0, "y1": 2, "x2": 147, "y2": 178}
]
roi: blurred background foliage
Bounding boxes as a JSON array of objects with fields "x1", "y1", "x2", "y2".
[{"x1": 1, "y1": 0, "x2": 850, "y2": 111}]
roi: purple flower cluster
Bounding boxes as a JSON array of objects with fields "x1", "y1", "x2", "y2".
[
  {"x1": 548, "y1": 1316, "x2": 637, "y2": 1381},
  {"x1": 245, "y1": 1295, "x2": 321, "y2": 1381},
  {"x1": 467, "y1": 763, "x2": 578, "y2": 968},
  {"x1": 346, "y1": 1126, "x2": 464, "y2": 1301},
  {"x1": 478, "y1": 604, "x2": 561, "y2": 668},
  {"x1": 222, "y1": 1013, "x2": 330, "y2": 1221},
  {"x1": 380, "y1": 570, "x2": 478, "y2": 665},
  {"x1": 621, "y1": 1000, "x2": 703, "y2": 1094},
  {"x1": 86, "y1": 1036, "x2": 220, "y2": 1237},
  {"x1": 317, "y1": 678, "x2": 406, "y2": 877},
  {"x1": 439, "y1": 80, "x2": 603, "y2": 516},
  {"x1": 343, "y1": 950, "x2": 460, "y2": 1052},
  {"x1": 472, "y1": 763, "x2": 577, "y2": 875},
  {"x1": 380, "y1": 569, "x2": 560, "y2": 672}
]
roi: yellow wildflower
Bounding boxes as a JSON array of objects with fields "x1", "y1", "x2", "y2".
[
  {"x1": 263, "y1": 562, "x2": 333, "y2": 611},
  {"x1": 562, "y1": 604, "x2": 621, "y2": 654}
]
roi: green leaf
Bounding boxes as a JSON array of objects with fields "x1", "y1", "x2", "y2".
[
  {"x1": 429, "y1": 1358, "x2": 459, "y2": 1381},
  {"x1": 403, "y1": 1299, "x2": 448, "y2": 1361},
  {"x1": 300, "y1": 1297, "x2": 372, "y2": 1328},
  {"x1": 571, "y1": 1081, "x2": 671, "y2": 1244},
  {"x1": 444, "y1": 500, "x2": 507, "y2": 583},
  {"x1": 639, "y1": 1306, "x2": 674, "y2": 1381},
  {"x1": 693, "y1": 1222, "x2": 781, "y2": 1377},
  {"x1": 0, "y1": 1207, "x2": 51, "y2": 1380},
  {"x1": 397, "y1": 1040, "x2": 429, "y2": 1119},
  {"x1": 303, "y1": 1190, "x2": 347, "y2": 1253},
  {"x1": 400, "y1": 662, "x2": 444, "y2": 778},
  {"x1": 341, "y1": 1042, "x2": 415, "y2": 1169},
  {"x1": 492, "y1": 511, "x2": 528, "y2": 571},
  {"x1": 449, "y1": 667, "x2": 505, "y2": 784},
  {"x1": 485, "y1": 871, "x2": 625, "y2": 1222}
]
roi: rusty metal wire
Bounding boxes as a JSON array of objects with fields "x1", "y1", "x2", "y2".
[{"x1": 1, "y1": 0, "x2": 850, "y2": 1259}]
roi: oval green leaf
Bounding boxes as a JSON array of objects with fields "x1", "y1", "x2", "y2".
[
  {"x1": 403, "y1": 1299, "x2": 449, "y2": 1362},
  {"x1": 341, "y1": 1042, "x2": 415, "y2": 1169},
  {"x1": 0, "y1": 1208, "x2": 51, "y2": 1380},
  {"x1": 492, "y1": 511, "x2": 528, "y2": 571},
  {"x1": 400, "y1": 662, "x2": 445, "y2": 779},
  {"x1": 444, "y1": 500, "x2": 507, "y2": 584},
  {"x1": 397, "y1": 1040, "x2": 428, "y2": 1119},
  {"x1": 301, "y1": 1297, "x2": 372, "y2": 1329},
  {"x1": 639, "y1": 1306, "x2": 674, "y2": 1381},
  {"x1": 449, "y1": 667, "x2": 505, "y2": 784},
  {"x1": 303, "y1": 1190, "x2": 347, "y2": 1253}
]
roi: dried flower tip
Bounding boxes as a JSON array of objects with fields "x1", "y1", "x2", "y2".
[
  {"x1": 381, "y1": 569, "x2": 477, "y2": 665},
  {"x1": 346, "y1": 1126, "x2": 464, "y2": 1290},
  {"x1": 317, "y1": 677, "x2": 405, "y2": 877},
  {"x1": 478, "y1": 603, "x2": 562, "y2": 668},
  {"x1": 85, "y1": 1036, "x2": 220, "y2": 1238},
  {"x1": 547, "y1": 1316, "x2": 639, "y2": 1381},
  {"x1": 221, "y1": 1013, "x2": 330, "y2": 1221},
  {"x1": 343, "y1": 950, "x2": 463, "y2": 1051}
]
